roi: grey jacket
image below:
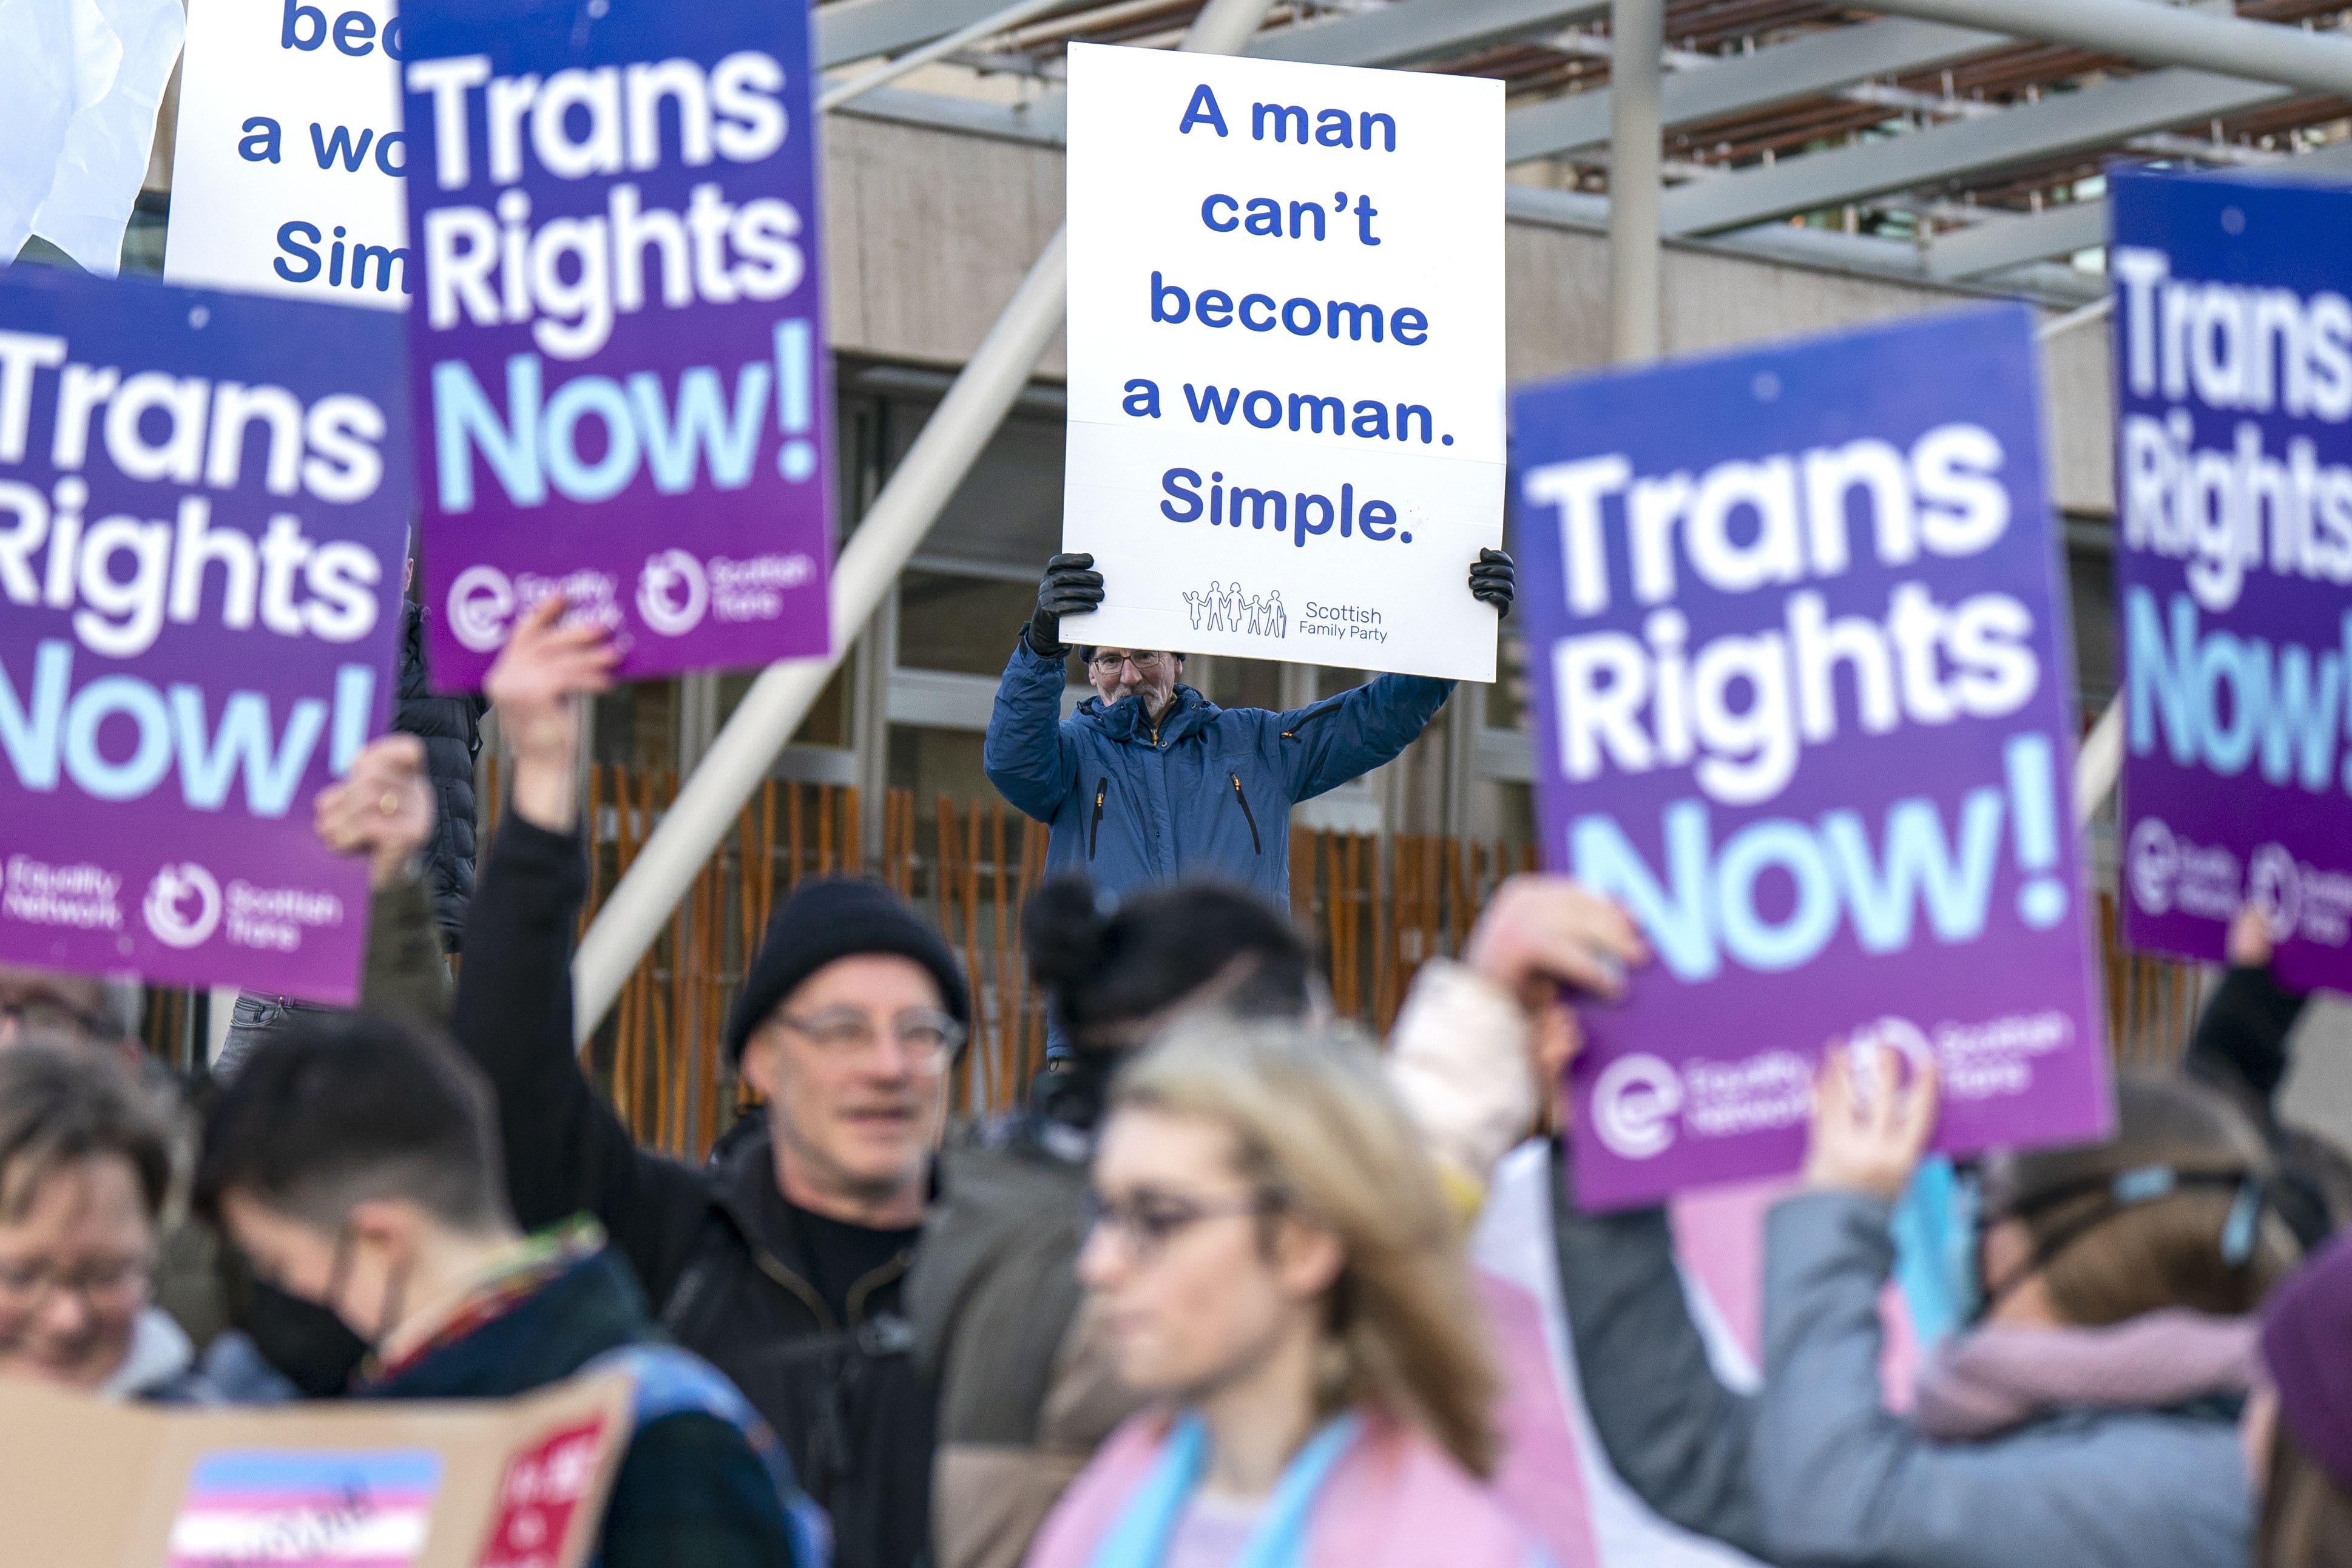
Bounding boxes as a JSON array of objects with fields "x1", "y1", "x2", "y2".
[{"x1": 1554, "y1": 1161, "x2": 2250, "y2": 1568}]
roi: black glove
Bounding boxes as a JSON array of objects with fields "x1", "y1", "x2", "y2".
[
  {"x1": 1027, "y1": 552, "x2": 1105, "y2": 655},
  {"x1": 1468, "y1": 547, "x2": 1515, "y2": 615}
]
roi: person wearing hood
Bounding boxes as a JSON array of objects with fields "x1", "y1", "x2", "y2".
[
  {"x1": 448, "y1": 596, "x2": 963, "y2": 1568},
  {"x1": 984, "y1": 551, "x2": 1512, "y2": 1053},
  {"x1": 0, "y1": 1042, "x2": 188, "y2": 1399}
]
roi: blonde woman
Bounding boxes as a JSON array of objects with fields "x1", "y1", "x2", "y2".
[{"x1": 1026, "y1": 1018, "x2": 1544, "y2": 1568}]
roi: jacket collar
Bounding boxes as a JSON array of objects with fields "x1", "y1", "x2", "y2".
[
  {"x1": 1075, "y1": 683, "x2": 1218, "y2": 746},
  {"x1": 360, "y1": 1243, "x2": 646, "y2": 1400}
]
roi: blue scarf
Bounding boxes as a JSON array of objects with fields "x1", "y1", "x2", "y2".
[{"x1": 1089, "y1": 1412, "x2": 1364, "y2": 1568}]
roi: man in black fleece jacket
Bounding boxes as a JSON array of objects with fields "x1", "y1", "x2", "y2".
[{"x1": 453, "y1": 600, "x2": 961, "y2": 1568}]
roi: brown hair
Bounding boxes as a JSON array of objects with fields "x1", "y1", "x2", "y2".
[
  {"x1": 1110, "y1": 1016, "x2": 1499, "y2": 1477},
  {"x1": 1984, "y1": 1073, "x2": 2297, "y2": 1325},
  {"x1": 0, "y1": 1043, "x2": 179, "y2": 1225},
  {"x1": 2260, "y1": 1417, "x2": 2352, "y2": 1568}
]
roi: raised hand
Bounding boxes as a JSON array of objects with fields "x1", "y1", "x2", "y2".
[
  {"x1": 1463, "y1": 873, "x2": 1649, "y2": 1087},
  {"x1": 1468, "y1": 547, "x2": 1515, "y2": 615},
  {"x1": 1030, "y1": 552, "x2": 1106, "y2": 654},
  {"x1": 1802, "y1": 1042, "x2": 1939, "y2": 1203},
  {"x1": 2228, "y1": 905, "x2": 2275, "y2": 969},
  {"x1": 315, "y1": 734, "x2": 434, "y2": 888},
  {"x1": 484, "y1": 597, "x2": 620, "y2": 831}
]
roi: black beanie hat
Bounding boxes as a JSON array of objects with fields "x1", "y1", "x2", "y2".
[{"x1": 725, "y1": 877, "x2": 971, "y2": 1063}]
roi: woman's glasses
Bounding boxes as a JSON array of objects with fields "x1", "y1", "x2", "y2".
[{"x1": 1079, "y1": 1186, "x2": 1272, "y2": 1261}]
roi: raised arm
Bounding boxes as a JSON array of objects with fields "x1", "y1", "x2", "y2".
[
  {"x1": 1382, "y1": 877, "x2": 1768, "y2": 1549},
  {"x1": 453, "y1": 600, "x2": 710, "y2": 1302},
  {"x1": 985, "y1": 554, "x2": 1101, "y2": 822},
  {"x1": 313, "y1": 734, "x2": 453, "y2": 1027},
  {"x1": 1274, "y1": 674, "x2": 1455, "y2": 802},
  {"x1": 2183, "y1": 908, "x2": 2310, "y2": 1116},
  {"x1": 1555, "y1": 1188, "x2": 1772, "y2": 1556},
  {"x1": 1746, "y1": 1049, "x2": 2237, "y2": 1568}
]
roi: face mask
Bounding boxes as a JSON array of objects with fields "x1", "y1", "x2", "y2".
[{"x1": 241, "y1": 1279, "x2": 367, "y2": 1396}]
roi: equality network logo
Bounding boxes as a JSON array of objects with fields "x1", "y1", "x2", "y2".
[
  {"x1": 448, "y1": 564, "x2": 519, "y2": 652},
  {"x1": 143, "y1": 862, "x2": 223, "y2": 949},
  {"x1": 637, "y1": 550, "x2": 710, "y2": 637},
  {"x1": 1590, "y1": 1016, "x2": 1933, "y2": 1161},
  {"x1": 1185, "y1": 580, "x2": 1286, "y2": 638}
]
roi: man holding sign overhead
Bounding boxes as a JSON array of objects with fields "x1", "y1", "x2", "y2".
[
  {"x1": 987, "y1": 547, "x2": 1512, "y2": 922},
  {"x1": 995, "y1": 42, "x2": 1515, "y2": 941}
]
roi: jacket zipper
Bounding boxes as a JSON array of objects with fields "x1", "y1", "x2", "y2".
[
  {"x1": 748, "y1": 1246, "x2": 839, "y2": 1332},
  {"x1": 1089, "y1": 779, "x2": 1107, "y2": 859},
  {"x1": 1229, "y1": 772, "x2": 1262, "y2": 854}
]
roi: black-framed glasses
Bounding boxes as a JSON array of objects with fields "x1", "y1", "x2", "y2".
[
  {"x1": 1087, "y1": 651, "x2": 1169, "y2": 675},
  {"x1": 774, "y1": 1007, "x2": 965, "y2": 1069},
  {"x1": 1079, "y1": 1186, "x2": 1274, "y2": 1261}
]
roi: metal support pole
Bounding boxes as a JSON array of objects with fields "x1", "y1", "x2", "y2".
[
  {"x1": 1863, "y1": 0, "x2": 2352, "y2": 101},
  {"x1": 1607, "y1": 0, "x2": 1664, "y2": 364},
  {"x1": 571, "y1": 0, "x2": 1282, "y2": 1040}
]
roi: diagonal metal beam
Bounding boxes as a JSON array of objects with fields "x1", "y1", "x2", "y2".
[
  {"x1": 1925, "y1": 201, "x2": 2106, "y2": 279},
  {"x1": 1865, "y1": 0, "x2": 2352, "y2": 101},
  {"x1": 1922, "y1": 134, "x2": 2352, "y2": 278},
  {"x1": 1249, "y1": 0, "x2": 1608, "y2": 67},
  {"x1": 815, "y1": 0, "x2": 1030, "y2": 69},
  {"x1": 1661, "y1": 66, "x2": 2289, "y2": 235},
  {"x1": 1506, "y1": 16, "x2": 2003, "y2": 163}
]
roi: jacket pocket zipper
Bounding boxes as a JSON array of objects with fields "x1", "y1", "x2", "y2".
[
  {"x1": 1089, "y1": 779, "x2": 1107, "y2": 859},
  {"x1": 1229, "y1": 772, "x2": 1262, "y2": 854}
]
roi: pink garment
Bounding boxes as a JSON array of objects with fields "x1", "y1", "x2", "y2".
[
  {"x1": 1161, "y1": 1494, "x2": 1260, "y2": 1568},
  {"x1": 1481, "y1": 1273, "x2": 1601, "y2": 1568},
  {"x1": 1024, "y1": 1411, "x2": 1542, "y2": 1568},
  {"x1": 1912, "y1": 1310, "x2": 2259, "y2": 1440}
]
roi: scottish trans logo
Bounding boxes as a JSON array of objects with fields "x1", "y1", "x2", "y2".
[
  {"x1": 144, "y1": 863, "x2": 223, "y2": 949},
  {"x1": 637, "y1": 550, "x2": 710, "y2": 637},
  {"x1": 1185, "y1": 581, "x2": 1286, "y2": 638}
]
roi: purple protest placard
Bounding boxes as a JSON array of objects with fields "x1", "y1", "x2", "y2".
[
  {"x1": 0, "y1": 267, "x2": 410, "y2": 1003},
  {"x1": 400, "y1": 0, "x2": 833, "y2": 689},
  {"x1": 1510, "y1": 305, "x2": 2110, "y2": 1211},
  {"x1": 2111, "y1": 168, "x2": 2352, "y2": 993}
]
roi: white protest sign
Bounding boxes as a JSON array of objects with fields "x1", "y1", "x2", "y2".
[
  {"x1": 1062, "y1": 42, "x2": 1504, "y2": 682},
  {"x1": 164, "y1": 0, "x2": 408, "y2": 309}
]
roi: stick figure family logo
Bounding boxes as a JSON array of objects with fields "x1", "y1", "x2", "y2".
[
  {"x1": 1184, "y1": 581, "x2": 1287, "y2": 638},
  {"x1": 143, "y1": 862, "x2": 222, "y2": 948},
  {"x1": 448, "y1": 564, "x2": 518, "y2": 653},
  {"x1": 636, "y1": 550, "x2": 709, "y2": 637}
]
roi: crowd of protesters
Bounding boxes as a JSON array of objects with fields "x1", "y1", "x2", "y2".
[{"x1": 5, "y1": 593, "x2": 2352, "y2": 1568}]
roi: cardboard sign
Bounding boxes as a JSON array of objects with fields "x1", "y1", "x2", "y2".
[
  {"x1": 0, "y1": 267, "x2": 410, "y2": 1003},
  {"x1": 1511, "y1": 305, "x2": 2110, "y2": 1211},
  {"x1": 166, "y1": 0, "x2": 410, "y2": 309},
  {"x1": 1061, "y1": 43, "x2": 1504, "y2": 682},
  {"x1": 0, "y1": 1368, "x2": 631, "y2": 1566},
  {"x1": 2110, "y1": 167, "x2": 2352, "y2": 992},
  {"x1": 399, "y1": 0, "x2": 835, "y2": 689}
]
